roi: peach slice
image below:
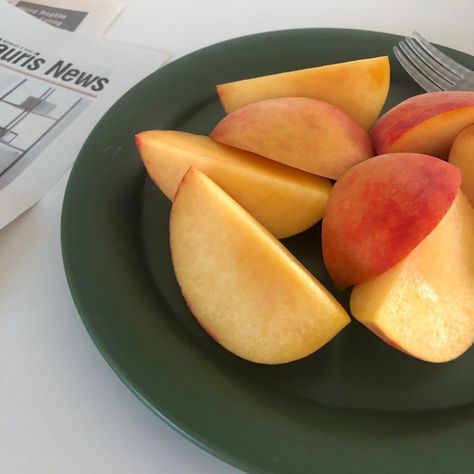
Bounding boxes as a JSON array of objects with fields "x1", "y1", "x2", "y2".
[
  {"x1": 170, "y1": 168, "x2": 350, "y2": 364},
  {"x1": 322, "y1": 153, "x2": 461, "y2": 288},
  {"x1": 448, "y1": 124, "x2": 474, "y2": 205},
  {"x1": 211, "y1": 97, "x2": 373, "y2": 179},
  {"x1": 136, "y1": 130, "x2": 332, "y2": 238},
  {"x1": 371, "y1": 91, "x2": 474, "y2": 158},
  {"x1": 217, "y1": 56, "x2": 390, "y2": 129},
  {"x1": 351, "y1": 191, "x2": 474, "y2": 363}
]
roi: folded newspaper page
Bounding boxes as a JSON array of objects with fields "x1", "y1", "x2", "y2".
[
  {"x1": 7, "y1": 0, "x2": 125, "y2": 36},
  {"x1": 0, "y1": 1, "x2": 167, "y2": 229}
]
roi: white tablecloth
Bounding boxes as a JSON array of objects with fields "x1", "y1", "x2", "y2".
[{"x1": 1, "y1": 0, "x2": 472, "y2": 472}]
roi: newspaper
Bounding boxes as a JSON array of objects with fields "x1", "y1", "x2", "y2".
[
  {"x1": 7, "y1": 0, "x2": 125, "y2": 36},
  {"x1": 0, "y1": 1, "x2": 167, "y2": 229}
]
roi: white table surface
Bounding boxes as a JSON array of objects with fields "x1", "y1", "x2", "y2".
[{"x1": 1, "y1": 1, "x2": 473, "y2": 473}]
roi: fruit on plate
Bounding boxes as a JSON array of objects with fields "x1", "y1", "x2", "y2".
[
  {"x1": 211, "y1": 97, "x2": 373, "y2": 179},
  {"x1": 217, "y1": 56, "x2": 390, "y2": 129},
  {"x1": 351, "y1": 191, "x2": 474, "y2": 363},
  {"x1": 170, "y1": 168, "x2": 351, "y2": 364},
  {"x1": 136, "y1": 130, "x2": 332, "y2": 238},
  {"x1": 371, "y1": 91, "x2": 474, "y2": 158},
  {"x1": 448, "y1": 124, "x2": 474, "y2": 205},
  {"x1": 322, "y1": 153, "x2": 461, "y2": 289}
]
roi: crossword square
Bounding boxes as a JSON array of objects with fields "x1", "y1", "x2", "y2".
[
  {"x1": 20, "y1": 96, "x2": 43, "y2": 110},
  {"x1": 34, "y1": 101, "x2": 57, "y2": 115},
  {"x1": 0, "y1": 129, "x2": 17, "y2": 143}
]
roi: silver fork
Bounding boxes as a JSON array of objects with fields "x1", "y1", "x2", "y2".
[{"x1": 394, "y1": 31, "x2": 474, "y2": 92}]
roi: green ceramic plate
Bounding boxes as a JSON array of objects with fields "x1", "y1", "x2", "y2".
[{"x1": 62, "y1": 29, "x2": 474, "y2": 473}]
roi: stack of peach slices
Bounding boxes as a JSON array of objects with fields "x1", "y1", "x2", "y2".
[{"x1": 135, "y1": 56, "x2": 474, "y2": 365}]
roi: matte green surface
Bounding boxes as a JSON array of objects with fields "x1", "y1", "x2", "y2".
[{"x1": 61, "y1": 29, "x2": 474, "y2": 473}]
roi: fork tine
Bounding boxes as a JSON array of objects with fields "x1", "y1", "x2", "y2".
[
  {"x1": 413, "y1": 32, "x2": 471, "y2": 78},
  {"x1": 400, "y1": 40, "x2": 454, "y2": 90},
  {"x1": 405, "y1": 38, "x2": 458, "y2": 84},
  {"x1": 393, "y1": 46, "x2": 441, "y2": 92},
  {"x1": 398, "y1": 42, "x2": 452, "y2": 90},
  {"x1": 398, "y1": 41, "x2": 451, "y2": 90}
]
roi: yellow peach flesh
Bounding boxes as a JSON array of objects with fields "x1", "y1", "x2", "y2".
[
  {"x1": 217, "y1": 56, "x2": 390, "y2": 129},
  {"x1": 136, "y1": 130, "x2": 332, "y2": 238},
  {"x1": 449, "y1": 124, "x2": 474, "y2": 205},
  {"x1": 351, "y1": 192, "x2": 474, "y2": 363},
  {"x1": 170, "y1": 168, "x2": 350, "y2": 364}
]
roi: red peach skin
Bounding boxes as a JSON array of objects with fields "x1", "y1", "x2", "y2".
[
  {"x1": 211, "y1": 97, "x2": 373, "y2": 179},
  {"x1": 371, "y1": 91, "x2": 474, "y2": 158},
  {"x1": 322, "y1": 153, "x2": 461, "y2": 288}
]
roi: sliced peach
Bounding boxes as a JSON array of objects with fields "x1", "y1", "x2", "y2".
[
  {"x1": 136, "y1": 130, "x2": 331, "y2": 238},
  {"x1": 217, "y1": 56, "x2": 390, "y2": 129},
  {"x1": 371, "y1": 91, "x2": 474, "y2": 158},
  {"x1": 170, "y1": 168, "x2": 350, "y2": 364},
  {"x1": 322, "y1": 153, "x2": 461, "y2": 288},
  {"x1": 351, "y1": 191, "x2": 474, "y2": 363},
  {"x1": 211, "y1": 97, "x2": 373, "y2": 179},
  {"x1": 448, "y1": 124, "x2": 474, "y2": 205}
]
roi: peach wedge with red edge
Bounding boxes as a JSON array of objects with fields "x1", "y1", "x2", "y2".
[
  {"x1": 449, "y1": 123, "x2": 474, "y2": 205},
  {"x1": 135, "y1": 130, "x2": 332, "y2": 239},
  {"x1": 217, "y1": 56, "x2": 390, "y2": 129},
  {"x1": 322, "y1": 153, "x2": 461, "y2": 289},
  {"x1": 170, "y1": 168, "x2": 350, "y2": 364},
  {"x1": 211, "y1": 97, "x2": 373, "y2": 179},
  {"x1": 350, "y1": 191, "x2": 474, "y2": 363},
  {"x1": 371, "y1": 91, "x2": 474, "y2": 159}
]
